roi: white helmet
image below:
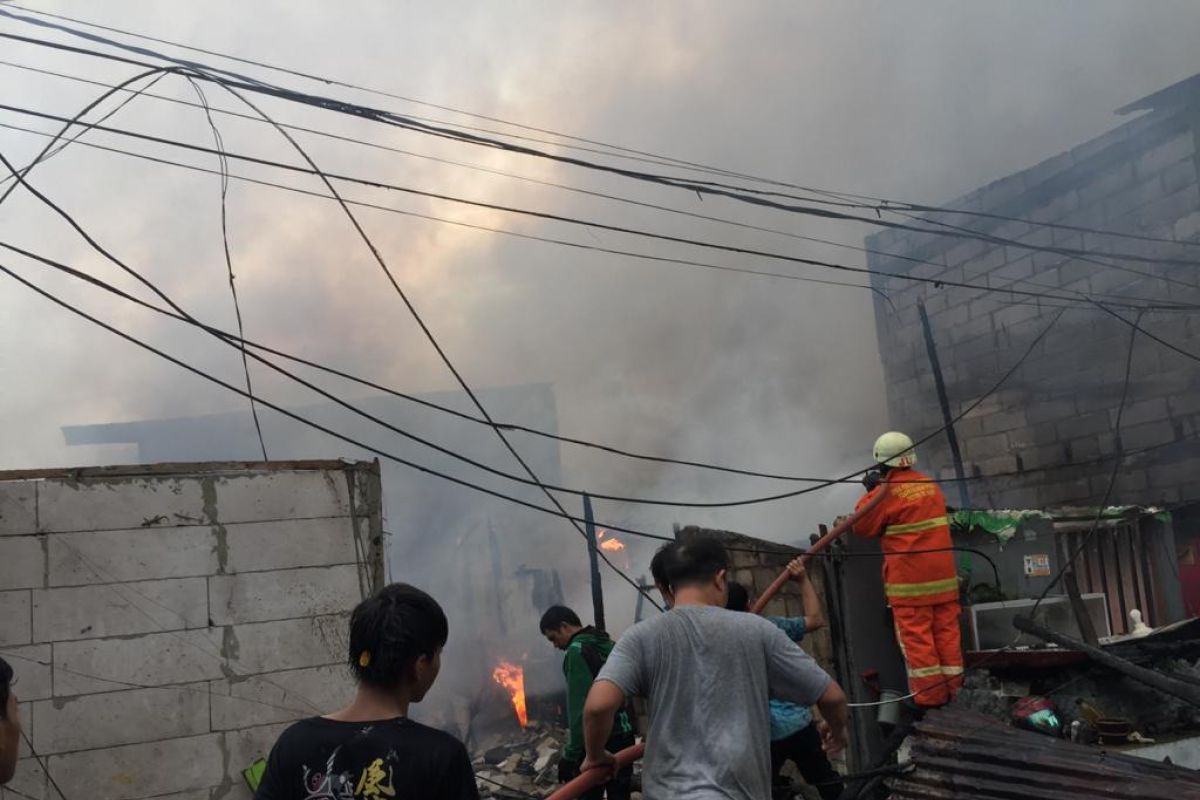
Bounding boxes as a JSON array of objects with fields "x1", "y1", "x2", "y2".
[{"x1": 873, "y1": 431, "x2": 917, "y2": 468}]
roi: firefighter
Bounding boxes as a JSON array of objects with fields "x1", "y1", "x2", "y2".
[{"x1": 852, "y1": 431, "x2": 963, "y2": 709}]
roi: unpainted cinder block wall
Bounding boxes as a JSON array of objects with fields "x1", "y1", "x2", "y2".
[
  {"x1": 0, "y1": 461, "x2": 384, "y2": 800},
  {"x1": 865, "y1": 84, "x2": 1200, "y2": 511}
]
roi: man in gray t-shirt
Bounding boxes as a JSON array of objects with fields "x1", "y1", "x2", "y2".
[{"x1": 581, "y1": 539, "x2": 849, "y2": 799}]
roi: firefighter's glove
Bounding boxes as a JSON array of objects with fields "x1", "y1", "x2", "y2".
[{"x1": 862, "y1": 469, "x2": 882, "y2": 491}]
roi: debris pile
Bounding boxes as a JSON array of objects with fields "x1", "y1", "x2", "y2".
[
  {"x1": 473, "y1": 721, "x2": 566, "y2": 798},
  {"x1": 472, "y1": 722, "x2": 645, "y2": 799}
]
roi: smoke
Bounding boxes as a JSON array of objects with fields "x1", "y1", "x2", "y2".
[{"x1": 2, "y1": 0, "x2": 1199, "y2": 719}]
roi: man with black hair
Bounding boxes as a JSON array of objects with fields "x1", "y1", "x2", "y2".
[
  {"x1": 539, "y1": 606, "x2": 635, "y2": 799},
  {"x1": 581, "y1": 539, "x2": 849, "y2": 800},
  {"x1": 255, "y1": 583, "x2": 479, "y2": 800}
]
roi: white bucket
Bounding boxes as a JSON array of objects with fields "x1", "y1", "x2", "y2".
[{"x1": 877, "y1": 689, "x2": 903, "y2": 727}]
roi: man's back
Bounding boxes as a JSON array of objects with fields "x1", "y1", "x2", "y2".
[{"x1": 596, "y1": 605, "x2": 831, "y2": 800}]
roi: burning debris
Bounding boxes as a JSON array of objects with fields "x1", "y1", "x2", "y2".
[
  {"x1": 493, "y1": 660, "x2": 529, "y2": 728},
  {"x1": 596, "y1": 529, "x2": 625, "y2": 553}
]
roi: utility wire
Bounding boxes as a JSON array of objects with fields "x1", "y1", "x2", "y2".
[
  {"x1": 2, "y1": 59, "x2": 1184, "y2": 313},
  {"x1": 6, "y1": 251, "x2": 1192, "y2": 565},
  {"x1": 0, "y1": 116, "x2": 890, "y2": 300},
  {"x1": 0, "y1": 230, "x2": 1073, "y2": 511},
  {"x1": 1026, "y1": 307, "x2": 1143, "y2": 621},
  {"x1": 0, "y1": 103, "x2": 1192, "y2": 313},
  {"x1": 0, "y1": 65, "x2": 168, "y2": 192},
  {"x1": 186, "y1": 76, "x2": 268, "y2": 461},
  {"x1": 2, "y1": 26, "x2": 1199, "y2": 275},
  {"x1": 12, "y1": 236, "x2": 1188, "y2": 502},
  {"x1": 0, "y1": 64, "x2": 663, "y2": 609},
  {"x1": 180, "y1": 68, "x2": 664, "y2": 611},
  {"x1": 5, "y1": 4, "x2": 1199, "y2": 254}
]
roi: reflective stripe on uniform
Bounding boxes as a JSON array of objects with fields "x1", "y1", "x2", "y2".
[
  {"x1": 883, "y1": 516, "x2": 948, "y2": 536},
  {"x1": 907, "y1": 664, "x2": 944, "y2": 678},
  {"x1": 885, "y1": 576, "x2": 958, "y2": 598},
  {"x1": 940, "y1": 665, "x2": 964, "y2": 676}
]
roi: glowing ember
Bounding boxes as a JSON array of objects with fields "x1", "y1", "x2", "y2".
[{"x1": 492, "y1": 660, "x2": 527, "y2": 727}]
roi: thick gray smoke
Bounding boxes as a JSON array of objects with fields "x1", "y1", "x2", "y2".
[{"x1": 1, "y1": 0, "x2": 1198, "y2": 720}]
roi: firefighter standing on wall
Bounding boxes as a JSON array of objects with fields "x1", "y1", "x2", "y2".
[{"x1": 851, "y1": 431, "x2": 964, "y2": 709}]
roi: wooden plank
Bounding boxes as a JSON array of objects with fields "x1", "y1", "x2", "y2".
[{"x1": 1117, "y1": 524, "x2": 1141, "y2": 632}]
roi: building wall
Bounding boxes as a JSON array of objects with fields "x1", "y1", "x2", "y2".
[
  {"x1": 0, "y1": 461, "x2": 383, "y2": 800},
  {"x1": 865, "y1": 94, "x2": 1200, "y2": 511}
]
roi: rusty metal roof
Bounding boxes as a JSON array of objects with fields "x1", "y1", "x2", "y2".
[{"x1": 889, "y1": 707, "x2": 1200, "y2": 800}]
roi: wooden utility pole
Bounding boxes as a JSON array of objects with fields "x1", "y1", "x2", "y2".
[
  {"x1": 583, "y1": 494, "x2": 606, "y2": 631},
  {"x1": 918, "y1": 301, "x2": 970, "y2": 508}
]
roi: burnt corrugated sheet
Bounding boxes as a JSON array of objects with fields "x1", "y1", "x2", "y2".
[{"x1": 889, "y1": 707, "x2": 1200, "y2": 800}]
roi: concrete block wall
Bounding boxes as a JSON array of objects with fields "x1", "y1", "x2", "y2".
[
  {"x1": 865, "y1": 89, "x2": 1200, "y2": 511},
  {"x1": 0, "y1": 461, "x2": 384, "y2": 800}
]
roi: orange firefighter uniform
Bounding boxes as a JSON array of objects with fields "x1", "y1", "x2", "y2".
[{"x1": 853, "y1": 468, "x2": 963, "y2": 707}]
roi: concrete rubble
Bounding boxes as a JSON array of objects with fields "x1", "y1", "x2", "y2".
[{"x1": 472, "y1": 721, "x2": 644, "y2": 799}]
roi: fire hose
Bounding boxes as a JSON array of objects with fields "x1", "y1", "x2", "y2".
[{"x1": 546, "y1": 486, "x2": 889, "y2": 800}]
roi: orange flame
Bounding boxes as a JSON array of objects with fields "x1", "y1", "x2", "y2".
[
  {"x1": 599, "y1": 537, "x2": 625, "y2": 552},
  {"x1": 492, "y1": 661, "x2": 527, "y2": 727}
]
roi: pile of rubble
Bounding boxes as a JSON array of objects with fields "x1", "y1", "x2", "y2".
[
  {"x1": 473, "y1": 721, "x2": 566, "y2": 798},
  {"x1": 472, "y1": 722, "x2": 644, "y2": 799}
]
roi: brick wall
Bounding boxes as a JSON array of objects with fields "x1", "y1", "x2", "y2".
[
  {"x1": 866, "y1": 85, "x2": 1200, "y2": 510},
  {"x1": 0, "y1": 461, "x2": 383, "y2": 800}
]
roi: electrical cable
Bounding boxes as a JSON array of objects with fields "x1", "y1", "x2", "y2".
[
  {"x1": 1025, "y1": 307, "x2": 1143, "y2": 622},
  {"x1": 0, "y1": 67, "x2": 659, "y2": 608},
  {"x1": 890, "y1": 208, "x2": 1200, "y2": 300},
  {"x1": 5, "y1": 4, "x2": 1199, "y2": 254},
  {"x1": 0, "y1": 79, "x2": 657, "y2": 614},
  {"x1": 13, "y1": 236, "x2": 1188, "y2": 510},
  {"x1": 2, "y1": 25, "x2": 1199, "y2": 276},
  {"x1": 0, "y1": 229, "x2": 1074, "y2": 512},
  {"x1": 0, "y1": 115, "x2": 892, "y2": 300},
  {"x1": 0, "y1": 255, "x2": 1079, "y2": 574},
  {"x1": 3, "y1": 60, "x2": 1184, "y2": 313},
  {"x1": 185, "y1": 76, "x2": 268, "y2": 461},
  {"x1": 0, "y1": 66, "x2": 169, "y2": 193},
  {"x1": 17, "y1": 730, "x2": 68, "y2": 800},
  {"x1": 0, "y1": 102, "x2": 1191, "y2": 313}
]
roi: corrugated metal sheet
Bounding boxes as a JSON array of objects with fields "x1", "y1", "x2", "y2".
[{"x1": 889, "y1": 708, "x2": 1200, "y2": 800}]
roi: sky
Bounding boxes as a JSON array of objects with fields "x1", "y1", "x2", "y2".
[{"x1": 1, "y1": 1, "x2": 1199, "y2": 633}]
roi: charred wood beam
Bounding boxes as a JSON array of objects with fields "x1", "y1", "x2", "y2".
[{"x1": 1013, "y1": 615, "x2": 1200, "y2": 707}]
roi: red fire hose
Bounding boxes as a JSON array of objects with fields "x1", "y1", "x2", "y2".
[
  {"x1": 750, "y1": 485, "x2": 887, "y2": 615},
  {"x1": 546, "y1": 485, "x2": 889, "y2": 800}
]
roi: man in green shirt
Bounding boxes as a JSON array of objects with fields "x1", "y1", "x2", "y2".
[{"x1": 540, "y1": 606, "x2": 635, "y2": 799}]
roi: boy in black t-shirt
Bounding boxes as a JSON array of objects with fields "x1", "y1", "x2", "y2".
[{"x1": 255, "y1": 584, "x2": 479, "y2": 800}]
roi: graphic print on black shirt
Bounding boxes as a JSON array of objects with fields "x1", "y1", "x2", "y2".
[{"x1": 255, "y1": 716, "x2": 479, "y2": 800}]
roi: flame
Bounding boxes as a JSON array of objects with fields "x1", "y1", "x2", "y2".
[
  {"x1": 492, "y1": 661, "x2": 527, "y2": 727},
  {"x1": 596, "y1": 528, "x2": 626, "y2": 552}
]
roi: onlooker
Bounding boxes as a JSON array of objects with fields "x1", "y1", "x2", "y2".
[
  {"x1": 539, "y1": 606, "x2": 635, "y2": 799},
  {"x1": 582, "y1": 539, "x2": 849, "y2": 800},
  {"x1": 727, "y1": 561, "x2": 844, "y2": 800},
  {"x1": 255, "y1": 584, "x2": 478, "y2": 800},
  {"x1": 0, "y1": 657, "x2": 20, "y2": 785}
]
